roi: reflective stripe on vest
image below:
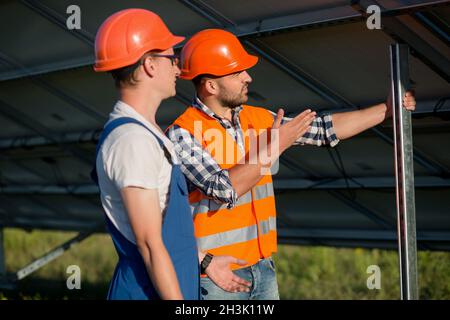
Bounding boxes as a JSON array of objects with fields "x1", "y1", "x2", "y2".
[
  {"x1": 191, "y1": 182, "x2": 274, "y2": 216},
  {"x1": 197, "y1": 216, "x2": 276, "y2": 251}
]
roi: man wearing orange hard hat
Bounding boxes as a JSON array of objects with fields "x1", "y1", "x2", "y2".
[
  {"x1": 167, "y1": 29, "x2": 416, "y2": 300},
  {"x1": 92, "y1": 8, "x2": 198, "y2": 300}
]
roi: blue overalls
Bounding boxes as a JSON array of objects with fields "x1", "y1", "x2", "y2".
[{"x1": 92, "y1": 117, "x2": 199, "y2": 300}]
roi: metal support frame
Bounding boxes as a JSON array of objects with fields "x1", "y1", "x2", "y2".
[
  {"x1": 15, "y1": 228, "x2": 97, "y2": 281},
  {"x1": 20, "y1": 0, "x2": 94, "y2": 45},
  {"x1": 274, "y1": 176, "x2": 450, "y2": 189},
  {"x1": 0, "y1": 211, "x2": 104, "y2": 232},
  {"x1": 0, "y1": 55, "x2": 94, "y2": 82},
  {"x1": 0, "y1": 226, "x2": 99, "y2": 289},
  {"x1": 178, "y1": 0, "x2": 450, "y2": 178},
  {"x1": 175, "y1": 0, "x2": 448, "y2": 229},
  {"x1": 390, "y1": 44, "x2": 419, "y2": 300},
  {"x1": 1, "y1": 98, "x2": 447, "y2": 151},
  {"x1": 244, "y1": 40, "x2": 449, "y2": 177},
  {"x1": 0, "y1": 0, "x2": 442, "y2": 232},
  {"x1": 0, "y1": 128, "x2": 102, "y2": 150},
  {"x1": 0, "y1": 177, "x2": 102, "y2": 287},
  {"x1": 1, "y1": 175, "x2": 450, "y2": 195},
  {"x1": 9, "y1": 0, "x2": 446, "y2": 177},
  {"x1": 383, "y1": 17, "x2": 450, "y2": 83},
  {"x1": 0, "y1": 162, "x2": 101, "y2": 211},
  {"x1": 0, "y1": 99, "x2": 93, "y2": 165},
  {"x1": 0, "y1": 52, "x2": 107, "y2": 124},
  {"x1": 0, "y1": 50, "x2": 191, "y2": 108},
  {"x1": 0, "y1": 0, "x2": 446, "y2": 82},
  {"x1": 351, "y1": 0, "x2": 450, "y2": 83},
  {"x1": 0, "y1": 150, "x2": 103, "y2": 232},
  {"x1": 0, "y1": 0, "x2": 95, "y2": 81},
  {"x1": 0, "y1": 191, "x2": 95, "y2": 227},
  {"x1": 0, "y1": 0, "x2": 443, "y2": 260},
  {"x1": 414, "y1": 11, "x2": 450, "y2": 46},
  {"x1": 280, "y1": 155, "x2": 394, "y2": 230},
  {"x1": 0, "y1": 7, "x2": 191, "y2": 170},
  {"x1": 180, "y1": 0, "x2": 450, "y2": 39},
  {"x1": 6, "y1": 2, "x2": 194, "y2": 105},
  {"x1": 278, "y1": 228, "x2": 450, "y2": 242}
]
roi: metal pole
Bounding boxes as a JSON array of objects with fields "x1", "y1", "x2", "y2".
[{"x1": 390, "y1": 43, "x2": 419, "y2": 300}]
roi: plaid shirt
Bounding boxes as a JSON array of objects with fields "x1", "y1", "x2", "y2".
[{"x1": 167, "y1": 97, "x2": 339, "y2": 208}]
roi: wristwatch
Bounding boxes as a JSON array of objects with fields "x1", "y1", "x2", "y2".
[{"x1": 200, "y1": 253, "x2": 214, "y2": 274}]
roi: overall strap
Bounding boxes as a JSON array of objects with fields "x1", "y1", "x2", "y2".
[{"x1": 91, "y1": 117, "x2": 173, "y2": 184}]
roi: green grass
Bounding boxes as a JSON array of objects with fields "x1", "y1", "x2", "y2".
[
  {"x1": 1, "y1": 228, "x2": 116, "y2": 299},
  {"x1": 1, "y1": 228, "x2": 449, "y2": 299},
  {"x1": 275, "y1": 245, "x2": 450, "y2": 299}
]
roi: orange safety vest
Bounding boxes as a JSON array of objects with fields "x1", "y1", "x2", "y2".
[{"x1": 172, "y1": 105, "x2": 277, "y2": 271}]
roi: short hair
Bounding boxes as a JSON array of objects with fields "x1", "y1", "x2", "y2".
[
  {"x1": 192, "y1": 74, "x2": 220, "y2": 90},
  {"x1": 192, "y1": 75, "x2": 204, "y2": 89},
  {"x1": 109, "y1": 58, "x2": 141, "y2": 88}
]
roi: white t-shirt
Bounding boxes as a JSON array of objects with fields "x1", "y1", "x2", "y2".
[{"x1": 96, "y1": 100, "x2": 178, "y2": 244}]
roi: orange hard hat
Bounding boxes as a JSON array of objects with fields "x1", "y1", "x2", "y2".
[
  {"x1": 180, "y1": 29, "x2": 258, "y2": 80},
  {"x1": 94, "y1": 8, "x2": 184, "y2": 72}
]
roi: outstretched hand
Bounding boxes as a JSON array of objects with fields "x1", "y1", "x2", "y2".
[{"x1": 272, "y1": 108, "x2": 316, "y2": 154}]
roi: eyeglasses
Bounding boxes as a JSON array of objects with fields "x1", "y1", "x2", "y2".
[{"x1": 148, "y1": 54, "x2": 180, "y2": 66}]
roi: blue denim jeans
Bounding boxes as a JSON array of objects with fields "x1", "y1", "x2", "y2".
[{"x1": 200, "y1": 257, "x2": 280, "y2": 300}]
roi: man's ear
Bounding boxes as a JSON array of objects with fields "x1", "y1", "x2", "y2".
[
  {"x1": 142, "y1": 57, "x2": 156, "y2": 78},
  {"x1": 204, "y1": 79, "x2": 218, "y2": 95}
]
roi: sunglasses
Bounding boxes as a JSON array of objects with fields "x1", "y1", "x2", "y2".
[{"x1": 148, "y1": 54, "x2": 180, "y2": 66}]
